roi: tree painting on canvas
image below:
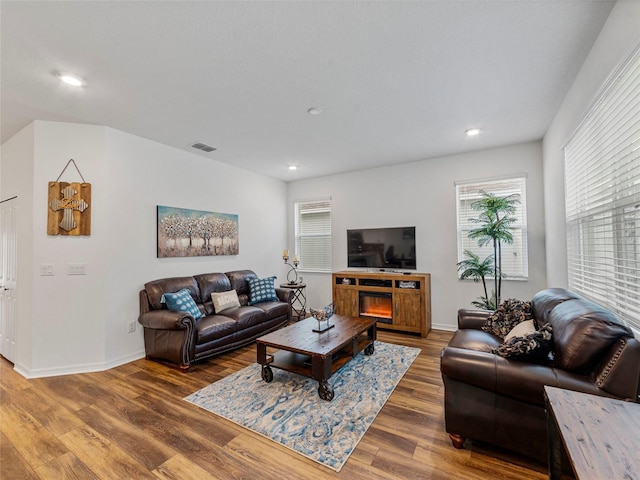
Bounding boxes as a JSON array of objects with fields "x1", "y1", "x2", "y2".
[{"x1": 157, "y1": 205, "x2": 239, "y2": 258}]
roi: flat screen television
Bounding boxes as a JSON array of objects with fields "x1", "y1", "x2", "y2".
[{"x1": 347, "y1": 226, "x2": 416, "y2": 270}]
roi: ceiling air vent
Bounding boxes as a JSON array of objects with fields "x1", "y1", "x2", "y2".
[{"x1": 191, "y1": 142, "x2": 217, "y2": 153}]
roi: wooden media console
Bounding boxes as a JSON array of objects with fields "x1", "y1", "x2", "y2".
[{"x1": 332, "y1": 271, "x2": 431, "y2": 337}]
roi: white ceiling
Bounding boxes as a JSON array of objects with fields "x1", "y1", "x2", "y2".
[{"x1": 1, "y1": 1, "x2": 615, "y2": 181}]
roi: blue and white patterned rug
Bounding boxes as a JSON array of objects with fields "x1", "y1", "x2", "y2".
[{"x1": 184, "y1": 341, "x2": 420, "y2": 471}]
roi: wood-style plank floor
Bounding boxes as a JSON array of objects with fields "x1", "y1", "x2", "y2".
[{"x1": 0, "y1": 330, "x2": 549, "y2": 479}]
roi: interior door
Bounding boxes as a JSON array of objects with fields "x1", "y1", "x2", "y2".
[{"x1": 0, "y1": 197, "x2": 18, "y2": 362}]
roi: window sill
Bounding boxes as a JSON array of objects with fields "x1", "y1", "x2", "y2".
[{"x1": 459, "y1": 277, "x2": 529, "y2": 282}]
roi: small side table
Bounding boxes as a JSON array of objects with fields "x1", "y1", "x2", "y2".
[
  {"x1": 279, "y1": 282, "x2": 306, "y2": 321},
  {"x1": 544, "y1": 385, "x2": 640, "y2": 479}
]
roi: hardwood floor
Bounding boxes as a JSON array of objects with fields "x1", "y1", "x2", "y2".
[{"x1": 0, "y1": 330, "x2": 549, "y2": 479}]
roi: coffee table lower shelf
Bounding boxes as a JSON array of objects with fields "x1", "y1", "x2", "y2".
[{"x1": 256, "y1": 315, "x2": 377, "y2": 401}]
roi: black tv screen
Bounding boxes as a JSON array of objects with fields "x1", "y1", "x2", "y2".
[{"x1": 347, "y1": 227, "x2": 416, "y2": 270}]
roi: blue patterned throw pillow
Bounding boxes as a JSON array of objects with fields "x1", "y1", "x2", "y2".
[
  {"x1": 161, "y1": 288, "x2": 203, "y2": 320},
  {"x1": 247, "y1": 276, "x2": 278, "y2": 305}
]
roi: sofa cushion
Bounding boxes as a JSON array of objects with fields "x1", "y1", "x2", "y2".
[
  {"x1": 252, "y1": 299, "x2": 289, "y2": 319},
  {"x1": 145, "y1": 276, "x2": 200, "y2": 311},
  {"x1": 226, "y1": 270, "x2": 258, "y2": 295},
  {"x1": 196, "y1": 315, "x2": 237, "y2": 343},
  {"x1": 161, "y1": 288, "x2": 204, "y2": 320},
  {"x1": 221, "y1": 306, "x2": 266, "y2": 330},
  {"x1": 194, "y1": 273, "x2": 232, "y2": 302},
  {"x1": 211, "y1": 290, "x2": 241, "y2": 314},
  {"x1": 482, "y1": 298, "x2": 532, "y2": 338},
  {"x1": 494, "y1": 323, "x2": 553, "y2": 363},
  {"x1": 531, "y1": 288, "x2": 580, "y2": 328},
  {"x1": 237, "y1": 293, "x2": 250, "y2": 306},
  {"x1": 247, "y1": 276, "x2": 279, "y2": 305},
  {"x1": 550, "y1": 299, "x2": 633, "y2": 373}
]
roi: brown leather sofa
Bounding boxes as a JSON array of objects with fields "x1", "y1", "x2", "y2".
[
  {"x1": 440, "y1": 288, "x2": 640, "y2": 462},
  {"x1": 138, "y1": 270, "x2": 291, "y2": 370}
]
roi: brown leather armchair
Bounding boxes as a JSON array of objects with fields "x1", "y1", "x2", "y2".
[{"x1": 440, "y1": 288, "x2": 640, "y2": 462}]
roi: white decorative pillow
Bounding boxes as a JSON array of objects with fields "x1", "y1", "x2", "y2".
[
  {"x1": 504, "y1": 319, "x2": 535, "y2": 341},
  {"x1": 211, "y1": 290, "x2": 240, "y2": 314}
]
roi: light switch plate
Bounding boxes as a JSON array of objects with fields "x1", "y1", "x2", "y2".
[
  {"x1": 68, "y1": 263, "x2": 87, "y2": 275},
  {"x1": 40, "y1": 264, "x2": 55, "y2": 276}
]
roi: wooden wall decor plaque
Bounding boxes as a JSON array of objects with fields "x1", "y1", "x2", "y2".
[{"x1": 47, "y1": 181, "x2": 91, "y2": 236}]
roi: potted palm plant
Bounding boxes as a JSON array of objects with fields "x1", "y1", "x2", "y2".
[
  {"x1": 456, "y1": 250, "x2": 496, "y2": 309},
  {"x1": 457, "y1": 191, "x2": 519, "y2": 309}
]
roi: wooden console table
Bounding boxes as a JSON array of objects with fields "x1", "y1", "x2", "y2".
[
  {"x1": 544, "y1": 386, "x2": 640, "y2": 480},
  {"x1": 332, "y1": 271, "x2": 431, "y2": 337}
]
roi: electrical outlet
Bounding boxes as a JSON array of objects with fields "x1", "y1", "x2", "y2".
[{"x1": 127, "y1": 321, "x2": 136, "y2": 333}]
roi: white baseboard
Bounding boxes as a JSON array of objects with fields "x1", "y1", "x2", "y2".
[
  {"x1": 431, "y1": 322, "x2": 457, "y2": 332},
  {"x1": 104, "y1": 350, "x2": 147, "y2": 370},
  {"x1": 13, "y1": 350, "x2": 146, "y2": 379}
]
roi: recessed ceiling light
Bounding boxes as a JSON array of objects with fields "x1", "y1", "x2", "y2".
[
  {"x1": 465, "y1": 128, "x2": 481, "y2": 137},
  {"x1": 58, "y1": 72, "x2": 85, "y2": 87},
  {"x1": 288, "y1": 165, "x2": 298, "y2": 171},
  {"x1": 307, "y1": 107, "x2": 322, "y2": 115}
]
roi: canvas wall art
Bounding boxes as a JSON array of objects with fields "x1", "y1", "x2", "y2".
[{"x1": 157, "y1": 205, "x2": 239, "y2": 258}]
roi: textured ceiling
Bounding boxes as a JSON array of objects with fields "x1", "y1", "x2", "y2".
[{"x1": 1, "y1": 1, "x2": 615, "y2": 181}]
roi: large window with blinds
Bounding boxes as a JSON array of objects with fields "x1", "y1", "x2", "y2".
[
  {"x1": 294, "y1": 198, "x2": 332, "y2": 272},
  {"x1": 564, "y1": 45, "x2": 640, "y2": 331},
  {"x1": 456, "y1": 176, "x2": 528, "y2": 279}
]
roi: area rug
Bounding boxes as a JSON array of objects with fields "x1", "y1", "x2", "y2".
[{"x1": 184, "y1": 341, "x2": 420, "y2": 471}]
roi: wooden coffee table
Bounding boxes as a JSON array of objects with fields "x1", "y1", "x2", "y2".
[{"x1": 256, "y1": 314, "x2": 377, "y2": 401}]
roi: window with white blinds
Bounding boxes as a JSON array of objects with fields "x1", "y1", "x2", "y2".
[
  {"x1": 564, "y1": 45, "x2": 640, "y2": 331},
  {"x1": 294, "y1": 198, "x2": 332, "y2": 272},
  {"x1": 456, "y1": 176, "x2": 528, "y2": 279}
]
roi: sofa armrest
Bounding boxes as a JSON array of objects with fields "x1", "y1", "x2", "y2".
[
  {"x1": 457, "y1": 308, "x2": 492, "y2": 329},
  {"x1": 594, "y1": 336, "x2": 640, "y2": 401},
  {"x1": 441, "y1": 346, "x2": 497, "y2": 392},
  {"x1": 275, "y1": 287, "x2": 293, "y2": 304},
  {"x1": 138, "y1": 309, "x2": 195, "y2": 330},
  {"x1": 441, "y1": 346, "x2": 603, "y2": 407},
  {"x1": 137, "y1": 309, "x2": 196, "y2": 369}
]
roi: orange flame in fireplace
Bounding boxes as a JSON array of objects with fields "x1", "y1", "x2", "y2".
[{"x1": 360, "y1": 295, "x2": 392, "y2": 319}]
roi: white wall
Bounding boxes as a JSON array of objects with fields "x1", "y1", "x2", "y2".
[
  {"x1": 2, "y1": 120, "x2": 288, "y2": 377},
  {"x1": 1, "y1": 124, "x2": 35, "y2": 371},
  {"x1": 101, "y1": 128, "x2": 289, "y2": 364},
  {"x1": 543, "y1": 1, "x2": 640, "y2": 287},
  {"x1": 31, "y1": 122, "x2": 107, "y2": 374},
  {"x1": 287, "y1": 141, "x2": 547, "y2": 330}
]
